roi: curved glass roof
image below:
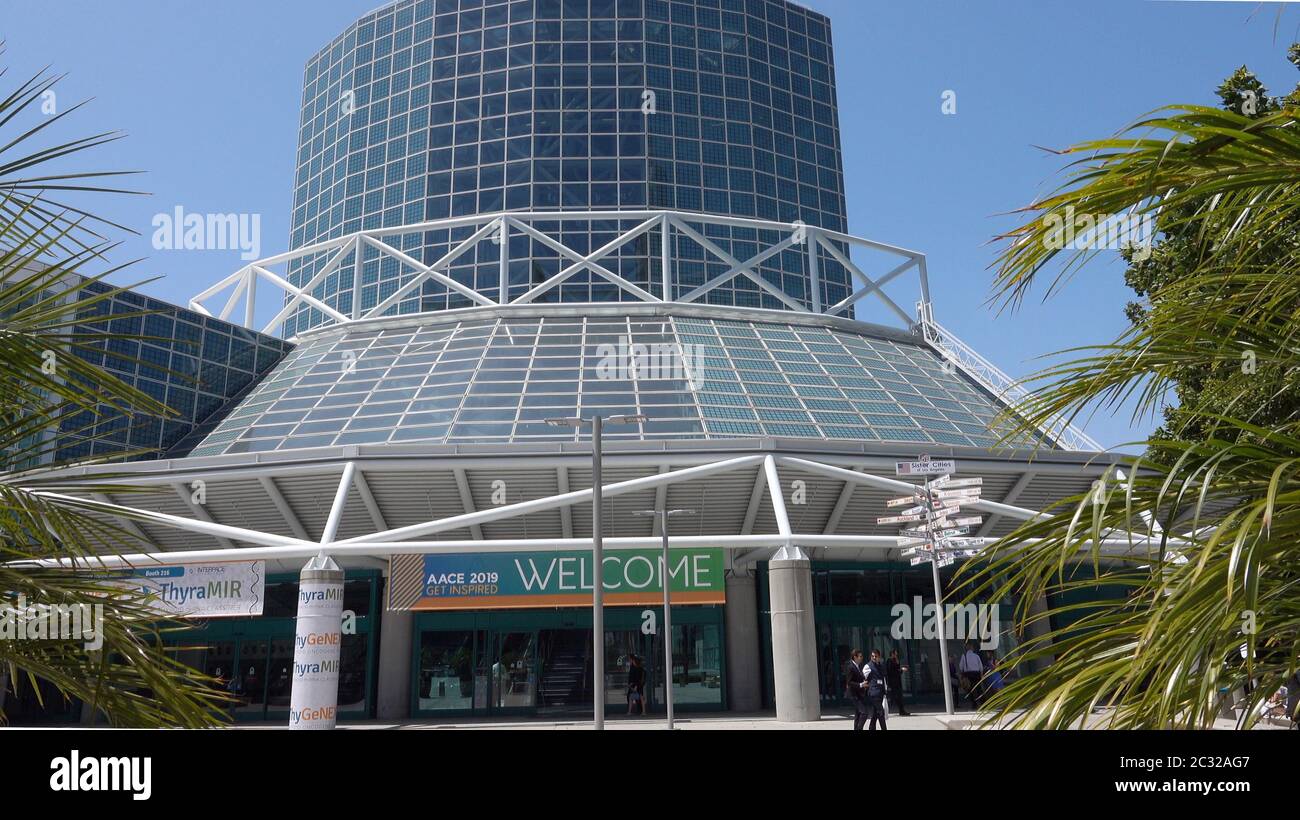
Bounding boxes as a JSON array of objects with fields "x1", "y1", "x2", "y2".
[{"x1": 188, "y1": 314, "x2": 1042, "y2": 457}]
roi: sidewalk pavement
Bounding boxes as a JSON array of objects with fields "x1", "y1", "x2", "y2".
[
  {"x1": 318, "y1": 709, "x2": 954, "y2": 730},
  {"x1": 309, "y1": 708, "x2": 1290, "y2": 730}
]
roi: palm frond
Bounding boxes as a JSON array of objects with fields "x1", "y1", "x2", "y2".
[{"x1": 0, "y1": 56, "x2": 228, "y2": 727}]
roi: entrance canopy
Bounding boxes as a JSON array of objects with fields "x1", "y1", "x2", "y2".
[{"x1": 28, "y1": 440, "x2": 1146, "y2": 576}]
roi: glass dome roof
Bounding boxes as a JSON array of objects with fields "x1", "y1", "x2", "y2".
[{"x1": 188, "y1": 312, "x2": 1041, "y2": 457}]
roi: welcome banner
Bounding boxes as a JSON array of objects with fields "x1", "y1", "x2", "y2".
[{"x1": 388, "y1": 549, "x2": 725, "y2": 611}]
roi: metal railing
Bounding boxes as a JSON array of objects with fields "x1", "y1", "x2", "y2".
[{"x1": 917, "y1": 301, "x2": 1104, "y2": 452}]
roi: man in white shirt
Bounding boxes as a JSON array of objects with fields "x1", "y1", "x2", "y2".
[{"x1": 957, "y1": 642, "x2": 985, "y2": 708}]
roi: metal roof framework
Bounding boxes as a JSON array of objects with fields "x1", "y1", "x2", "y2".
[{"x1": 25, "y1": 441, "x2": 1158, "y2": 576}]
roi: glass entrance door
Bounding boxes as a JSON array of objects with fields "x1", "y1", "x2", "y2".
[
  {"x1": 537, "y1": 629, "x2": 591, "y2": 714},
  {"x1": 419, "y1": 630, "x2": 480, "y2": 712},
  {"x1": 265, "y1": 637, "x2": 295, "y2": 714},
  {"x1": 202, "y1": 640, "x2": 237, "y2": 697},
  {"x1": 489, "y1": 632, "x2": 536, "y2": 711},
  {"x1": 605, "y1": 629, "x2": 645, "y2": 714},
  {"x1": 411, "y1": 607, "x2": 727, "y2": 719},
  {"x1": 820, "y1": 623, "x2": 899, "y2": 705},
  {"x1": 232, "y1": 639, "x2": 270, "y2": 720}
]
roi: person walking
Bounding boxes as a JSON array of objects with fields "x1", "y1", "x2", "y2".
[
  {"x1": 886, "y1": 648, "x2": 910, "y2": 716},
  {"x1": 981, "y1": 652, "x2": 1005, "y2": 701},
  {"x1": 1287, "y1": 670, "x2": 1300, "y2": 729},
  {"x1": 845, "y1": 649, "x2": 870, "y2": 731},
  {"x1": 626, "y1": 654, "x2": 646, "y2": 716},
  {"x1": 958, "y1": 641, "x2": 985, "y2": 709},
  {"x1": 864, "y1": 649, "x2": 889, "y2": 730}
]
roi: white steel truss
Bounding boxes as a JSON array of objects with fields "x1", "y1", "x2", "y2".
[
  {"x1": 188, "y1": 209, "x2": 1100, "y2": 452},
  {"x1": 22, "y1": 453, "x2": 1173, "y2": 571},
  {"x1": 189, "y1": 210, "x2": 927, "y2": 332}
]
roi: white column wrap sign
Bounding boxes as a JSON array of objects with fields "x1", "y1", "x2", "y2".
[{"x1": 288, "y1": 555, "x2": 344, "y2": 730}]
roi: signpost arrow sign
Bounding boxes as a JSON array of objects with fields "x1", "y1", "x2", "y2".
[
  {"x1": 877, "y1": 513, "x2": 924, "y2": 525},
  {"x1": 887, "y1": 495, "x2": 925, "y2": 508},
  {"x1": 896, "y1": 460, "x2": 956, "y2": 476},
  {"x1": 942, "y1": 537, "x2": 989, "y2": 549}
]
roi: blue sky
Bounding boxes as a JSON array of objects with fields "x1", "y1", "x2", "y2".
[{"x1": 1, "y1": 0, "x2": 1296, "y2": 451}]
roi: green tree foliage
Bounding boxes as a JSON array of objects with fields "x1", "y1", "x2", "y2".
[
  {"x1": 957, "y1": 48, "x2": 1300, "y2": 728},
  {"x1": 1125, "y1": 49, "x2": 1300, "y2": 452}
]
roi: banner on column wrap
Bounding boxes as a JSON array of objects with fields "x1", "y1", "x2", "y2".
[
  {"x1": 288, "y1": 564, "x2": 343, "y2": 730},
  {"x1": 387, "y1": 549, "x2": 726, "y2": 611}
]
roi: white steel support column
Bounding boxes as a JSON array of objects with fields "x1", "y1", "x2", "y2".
[
  {"x1": 761, "y1": 455, "x2": 820, "y2": 723},
  {"x1": 288, "y1": 464, "x2": 352, "y2": 730},
  {"x1": 351, "y1": 242, "x2": 362, "y2": 320},
  {"x1": 807, "y1": 228, "x2": 821, "y2": 313},
  {"x1": 244, "y1": 268, "x2": 257, "y2": 327},
  {"x1": 764, "y1": 455, "x2": 792, "y2": 550},
  {"x1": 660, "y1": 213, "x2": 673, "y2": 301},
  {"x1": 320, "y1": 463, "x2": 355, "y2": 545},
  {"x1": 498, "y1": 217, "x2": 509, "y2": 304}
]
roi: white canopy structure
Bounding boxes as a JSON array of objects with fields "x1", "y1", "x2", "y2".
[{"x1": 20, "y1": 211, "x2": 1125, "y2": 724}]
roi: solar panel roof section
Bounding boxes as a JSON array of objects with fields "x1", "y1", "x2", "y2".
[{"x1": 189, "y1": 314, "x2": 1040, "y2": 456}]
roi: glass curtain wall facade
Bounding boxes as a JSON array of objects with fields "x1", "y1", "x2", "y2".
[
  {"x1": 285, "y1": 0, "x2": 852, "y2": 335},
  {"x1": 54, "y1": 279, "x2": 293, "y2": 462}
]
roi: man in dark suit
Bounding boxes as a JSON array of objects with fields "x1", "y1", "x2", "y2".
[
  {"x1": 844, "y1": 649, "x2": 869, "y2": 731},
  {"x1": 864, "y1": 649, "x2": 889, "y2": 731},
  {"x1": 886, "y1": 648, "x2": 910, "y2": 716}
]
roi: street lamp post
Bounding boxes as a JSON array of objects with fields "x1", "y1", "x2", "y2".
[
  {"x1": 633, "y1": 507, "x2": 695, "y2": 730},
  {"x1": 547, "y1": 413, "x2": 645, "y2": 731}
]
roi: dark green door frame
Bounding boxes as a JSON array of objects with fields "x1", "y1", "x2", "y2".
[
  {"x1": 167, "y1": 569, "x2": 381, "y2": 723},
  {"x1": 757, "y1": 560, "x2": 1019, "y2": 710},
  {"x1": 411, "y1": 605, "x2": 726, "y2": 719}
]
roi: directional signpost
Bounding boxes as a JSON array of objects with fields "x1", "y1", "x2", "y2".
[{"x1": 877, "y1": 455, "x2": 988, "y2": 716}]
